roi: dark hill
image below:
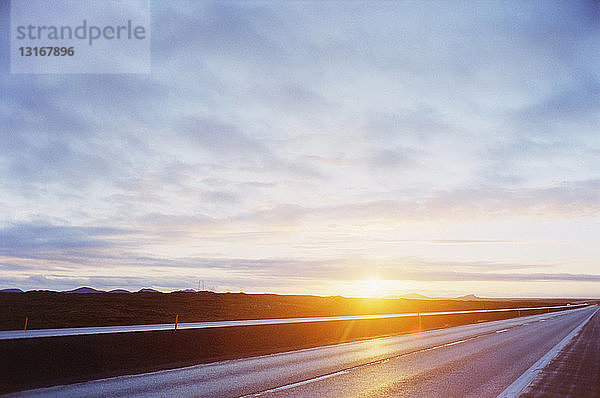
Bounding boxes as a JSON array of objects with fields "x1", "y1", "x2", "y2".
[
  {"x1": 137, "y1": 288, "x2": 160, "y2": 293},
  {"x1": 456, "y1": 294, "x2": 482, "y2": 300},
  {"x1": 64, "y1": 287, "x2": 105, "y2": 294}
]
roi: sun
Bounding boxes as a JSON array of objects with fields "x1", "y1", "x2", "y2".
[{"x1": 363, "y1": 278, "x2": 385, "y2": 298}]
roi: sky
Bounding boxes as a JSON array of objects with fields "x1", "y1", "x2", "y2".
[{"x1": 1, "y1": 1, "x2": 599, "y2": 298}]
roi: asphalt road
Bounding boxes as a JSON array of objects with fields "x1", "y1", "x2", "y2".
[
  {"x1": 519, "y1": 309, "x2": 600, "y2": 397},
  {"x1": 8, "y1": 305, "x2": 595, "y2": 398}
]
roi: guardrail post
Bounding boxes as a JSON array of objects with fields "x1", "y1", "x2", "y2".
[
  {"x1": 174, "y1": 314, "x2": 179, "y2": 330},
  {"x1": 24, "y1": 316, "x2": 28, "y2": 331},
  {"x1": 518, "y1": 310, "x2": 521, "y2": 317},
  {"x1": 418, "y1": 313, "x2": 422, "y2": 329}
]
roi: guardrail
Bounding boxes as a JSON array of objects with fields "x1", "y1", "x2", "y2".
[{"x1": 0, "y1": 303, "x2": 588, "y2": 341}]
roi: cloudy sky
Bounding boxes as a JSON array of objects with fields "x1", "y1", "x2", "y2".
[{"x1": 1, "y1": 1, "x2": 599, "y2": 297}]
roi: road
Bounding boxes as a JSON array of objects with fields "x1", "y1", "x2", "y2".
[
  {"x1": 8, "y1": 305, "x2": 596, "y2": 398},
  {"x1": 519, "y1": 307, "x2": 600, "y2": 397},
  {"x1": 0, "y1": 304, "x2": 583, "y2": 340}
]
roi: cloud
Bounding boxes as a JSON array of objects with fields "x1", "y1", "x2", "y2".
[
  {"x1": 201, "y1": 190, "x2": 239, "y2": 203},
  {"x1": 254, "y1": 84, "x2": 336, "y2": 115},
  {"x1": 0, "y1": 222, "x2": 133, "y2": 258},
  {"x1": 0, "y1": 76, "x2": 172, "y2": 194},
  {"x1": 385, "y1": 270, "x2": 600, "y2": 283},
  {"x1": 364, "y1": 108, "x2": 451, "y2": 143},
  {"x1": 135, "y1": 213, "x2": 216, "y2": 228},
  {"x1": 233, "y1": 179, "x2": 600, "y2": 223},
  {"x1": 178, "y1": 116, "x2": 268, "y2": 157},
  {"x1": 1, "y1": 1, "x2": 599, "y2": 296},
  {"x1": 3, "y1": 253, "x2": 598, "y2": 293},
  {"x1": 368, "y1": 149, "x2": 419, "y2": 171},
  {"x1": 511, "y1": 75, "x2": 600, "y2": 142},
  {"x1": 422, "y1": 181, "x2": 600, "y2": 219},
  {"x1": 152, "y1": 2, "x2": 289, "y2": 64},
  {"x1": 233, "y1": 204, "x2": 308, "y2": 227}
]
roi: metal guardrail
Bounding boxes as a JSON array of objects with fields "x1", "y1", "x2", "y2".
[{"x1": 0, "y1": 303, "x2": 589, "y2": 341}]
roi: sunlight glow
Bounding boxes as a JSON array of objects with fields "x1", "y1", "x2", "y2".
[{"x1": 362, "y1": 278, "x2": 386, "y2": 298}]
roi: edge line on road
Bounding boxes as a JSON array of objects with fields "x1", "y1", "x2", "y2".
[
  {"x1": 241, "y1": 310, "x2": 587, "y2": 398},
  {"x1": 240, "y1": 333, "x2": 484, "y2": 397},
  {"x1": 496, "y1": 306, "x2": 598, "y2": 398}
]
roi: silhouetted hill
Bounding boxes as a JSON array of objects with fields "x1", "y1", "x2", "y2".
[
  {"x1": 456, "y1": 294, "x2": 482, "y2": 300},
  {"x1": 137, "y1": 288, "x2": 160, "y2": 293},
  {"x1": 0, "y1": 288, "x2": 23, "y2": 293},
  {"x1": 64, "y1": 287, "x2": 105, "y2": 294},
  {"x1": 108, "y1": 289, "x2": 131, "y2": 293},
  {"x1": 400, "y1": 293, "x2": 431, "y2": 299}
]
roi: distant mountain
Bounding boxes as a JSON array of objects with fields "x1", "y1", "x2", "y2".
[
  {"x1": 176, "y1": 289, "x2": 197, "y2": 293},
  {"x1": 64, "y1": 287, "x2": 105, "y2": 293},
  {"x1": 455, "y1": 294, "x2": 482, "y2": 300},
  {"x1": 108, "y1": 289, "x2": 131, "y2": 293},
  {"x1": 137, "y1": 288, "x2": 161, "y2": 293},
  {"x1": 0, "y1": 288, "x2": 23, "y2": 293},
  {"x1": 400, "y1": 293, "x2": 431, "y2": 299}
]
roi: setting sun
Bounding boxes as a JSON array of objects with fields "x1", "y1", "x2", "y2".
[{"x1": 362, "y1": 279, "x2": 386, "y2": 298}]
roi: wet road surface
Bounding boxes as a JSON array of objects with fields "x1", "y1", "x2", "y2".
[{"x1": 8, "y1": 306, "x2": 595, "y2": 397}]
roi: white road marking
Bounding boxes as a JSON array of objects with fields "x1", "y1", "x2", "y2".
[
  {"x1": 497, "y1": 307, "x2": 598, "y2": 398},
  {"x1": 244, "y1": 329, "x2": 503, "y2": 397},
  {"x1": 443, "y1": 339, "x2": 468, "y2": 347},
  {"x1": 496, "y1": 329, "x2": 509, "y2": 333},
  {"x1": 250, "y1": 371, "x2": 349, "y2": 396}
]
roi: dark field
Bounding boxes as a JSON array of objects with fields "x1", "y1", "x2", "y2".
[{"x1": 0, "y1": 290, "x2": 590, "y2": 331}]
